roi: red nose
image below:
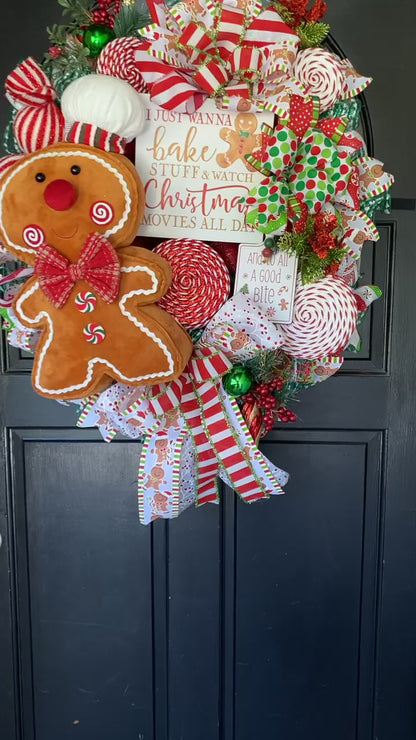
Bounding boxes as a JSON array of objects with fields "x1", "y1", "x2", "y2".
[{"x1": 43, "y1": 179, "x2": 78, "y2": 211}]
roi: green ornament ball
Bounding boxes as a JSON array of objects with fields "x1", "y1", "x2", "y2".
[
  {"x1": 222, "y1": 365, "x2": 253, "y2": 397},
  {"x1": 83, "y1": 24, "x2": 115, "y2": 57}
]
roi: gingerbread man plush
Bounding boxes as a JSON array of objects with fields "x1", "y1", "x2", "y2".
[
  {"x1": 0, "y1": 73, "x2": 192, "y2": 400},
  {"x1": 216, "y1": 113, "x2": 262, "y2": 171}
]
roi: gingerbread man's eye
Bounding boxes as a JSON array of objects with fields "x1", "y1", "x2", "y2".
[
  {"x1": 35, "y1": 172, "x2": 46, "y2": 183},
  {"x1": 71, "y1": 165, "x2": 81, "y2": 175}
]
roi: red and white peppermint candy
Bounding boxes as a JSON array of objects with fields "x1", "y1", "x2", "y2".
[
  {"x1": 22, "y1": 224, "x2": 45, "y2": 248},
  {"x1": 96, "y1": 37, "x2": 148, "y2": 93},
  {"x1": 279, "y1": 275, "x2": 358, "y2": 359},
  {"x1": 292, "y1": 48, "x2": 344, "y2": 111},
  {"x1": 75, "y1": 291, "x2": 97, "y2": 313},
  {"x1": 83, "y1": 323, "x2": 106, "y2": 344},
  {"x1": 153, "y1": 239, "x2": 230, "y2": 329},
  {"x1": 89, "y1": 201, "x2": 114, "y2": 226}
]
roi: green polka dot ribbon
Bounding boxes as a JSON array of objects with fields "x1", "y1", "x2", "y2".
[{"x1": 242, "y1": 95, "x2": 357, "y2": 235}]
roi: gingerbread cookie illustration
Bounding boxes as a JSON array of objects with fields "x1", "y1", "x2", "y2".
[
  {"x1": 216, "y1": 113, "x2": 262, "y2": 171},
  {"x1": 360, "y1": 163, "x2": 385, "y2": 189},
  {"x1": 153, "y1": 492, "x2": 169, "y2": 514},
  {"x1": 152, "y1": 437, "x2": 170, "y2": 463},
  {"x1": 0, "y1": 75, "x2": 192, "y2": 401},
  {"x1": 145, "y1": 466, "x2": 166, "y2": 492}
]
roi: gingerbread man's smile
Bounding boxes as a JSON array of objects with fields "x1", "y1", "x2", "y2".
[{"x1": 52, "y1": 225, "x2": 78, "y2": 239}]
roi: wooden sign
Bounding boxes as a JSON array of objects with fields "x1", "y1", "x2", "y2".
[
  {"x1": 135, "y1": 95, "x2": 274, "y2": 243},
  {"x1": 234, "y1": 244, "x2": 297, "y2": 324}
]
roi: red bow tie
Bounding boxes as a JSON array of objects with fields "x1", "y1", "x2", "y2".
[{"x1": 35, "y1": 233, "x2": 120, "y2": 308}]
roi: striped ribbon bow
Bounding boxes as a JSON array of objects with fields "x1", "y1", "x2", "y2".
[
  {"x1": 139, "y1": 344, "x2": 287, "y2": 510},
  {"x1": 135, "y1": 0, "x2": 301, "y2": 114}
]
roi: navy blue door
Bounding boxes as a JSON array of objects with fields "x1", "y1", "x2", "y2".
[{"x1": 1, "y1": 1, "x2": 415, "y2": 739}]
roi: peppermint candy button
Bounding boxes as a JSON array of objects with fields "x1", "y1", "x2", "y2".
[
  {"x1": 75, "y1": 290, "x2": 97, "y2": 313},
  {"x1": 83, "y1": 322, "x2": 106, "y2": 344}
]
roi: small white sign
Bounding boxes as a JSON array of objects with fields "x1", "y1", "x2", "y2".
[
  {"x1": 234, "y1": 243, "x2": 297, "y2": 324},
  {"x1": 135, "y1": 95, "x2": 274, "y2": 243}
]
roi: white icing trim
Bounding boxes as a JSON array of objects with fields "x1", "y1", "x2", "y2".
[
  {"x1": 0, "y1": 149, "x2": 132, "y2": 256},
  {"x1": 16, "y1": 276, "x2": 175, "y2": 396},
  {"x1": 119, "y1": 264, "x2": 159, "y2": 293}
]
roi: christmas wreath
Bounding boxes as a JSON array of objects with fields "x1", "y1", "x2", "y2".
[{"x1": 0, "y1": 0, "x2": 393, "y2": 524}]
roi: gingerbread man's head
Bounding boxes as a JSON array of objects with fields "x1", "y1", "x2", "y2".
[
  {"x1": 235, "y1": 113, "x2": 258, "y2": 136},
  {"x1": 0, "y1": 75, "x2": 145, "y2": 264}
]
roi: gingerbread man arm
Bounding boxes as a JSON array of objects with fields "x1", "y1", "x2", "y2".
[
  {"x1": 118, "y1": 246, "x2": 172, "y2": 305},
  {"x1": 219, "y1": 127, "x2": 236, "y2": 143},
  {"x1": 216, "y1": 129, "x2": 239, "y2": 168},
  {"x1": 13, "y1": 276, "x2": 50, "y2": 328}
]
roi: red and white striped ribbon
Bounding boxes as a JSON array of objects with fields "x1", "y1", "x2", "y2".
[
  {"x1": 145, "y1": 348, "x2": 282, "y2": 504},
  {"x1": 135, "y1": 0, "x2": 299, "y2": 112},
  {"x1": 0, "y1": 153, "x2": 23, "y2": 176},
  {"x1": 5, "y1": 57, "x2": 56, "y2": 107},
  {"x1": 14, "y1": 102, "x2": 64, "y2": 154},
  {"x1": 5, "y1": 57, "x2": 64, "y2": 154},
  {"x1": 66, "y1": 122, "x2": 127, "y2": 153}
]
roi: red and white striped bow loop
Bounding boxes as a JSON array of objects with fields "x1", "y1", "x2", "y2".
[
  {"x1": 4, "y1": 57, "x2": 64, "y2": 155},
  {"x1": 147, "y1": 346, "x2": 284, "y2": 505},
  {"x1": 136, "y1": 0, "x2": 299, "y2": 112}
]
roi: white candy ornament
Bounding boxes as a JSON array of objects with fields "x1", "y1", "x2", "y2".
[
  {"x1": 292, "y1": 48, "x2": 344, "y2": 111},
  {"x1": 279, "y1": 275, "x2": 358, "y2": 359},
  {"x1": 61, "y1": 74, "x2": 146, "y2": 141}
]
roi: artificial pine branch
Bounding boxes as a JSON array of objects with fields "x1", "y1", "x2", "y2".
[
  {"x1": 246, "y1": 349, "x2": 291, "y2": 384},
  {"x1": 113, "y1": 4, "x2": 151, "y2": 37},
  {"x1": 296, "y1": 20, "x2": 330, "y2": 47},
  {"x1": 274, "y1": 215, "x2": 347, "y2": 284},
  {"x1": 57, "y1": 0, "x2": 92, "y2": 25},
  {"x1": 43, "y1": 38, "x2": 92, "y2": 96}
]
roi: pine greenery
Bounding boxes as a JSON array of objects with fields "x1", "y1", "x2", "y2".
[
  {"x1": 113, "y1": 4, "x2": 151, "y2": 37},
  {"x1": 275, "y1": 217, "x2": 347, "y2": 284}
]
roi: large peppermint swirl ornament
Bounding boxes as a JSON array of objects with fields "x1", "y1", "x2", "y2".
[
  {"x1": 292, "y1": 49, "x2": 344, "y2": 111},
  {"x1": 279, "y1": 276, "x2": 358, "y2": 359},
  {"x1": 153, "y1": 239, "x2": 230, "y2": 329},
  {"x1": 96, "y1": 37, "x2": 148, "y2": 93}
]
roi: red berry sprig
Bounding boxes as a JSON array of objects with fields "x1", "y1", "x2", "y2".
[
  {"x1": 92, "y1": 0, "x2": 121, "y2": 27},
  {"x1": 277, "y1": 407, "x2": 297, "y2": 423},
  {"x1": 242, "y1": 375, "x2": 296, "y2": 433}
]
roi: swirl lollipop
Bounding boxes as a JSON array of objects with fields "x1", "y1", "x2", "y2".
[
  {"x1": 153, "y1": 239, "x2": 230, "y2": 329},
  {"x1": 292, "y1": 48, "x2": 344, "y2": 111},
  {"x1": 279, "y1": 276, "x2": 358, "y2": 359},
  {"x1": 96, "y1": 37, "x2": 148, "y2": 93}
]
